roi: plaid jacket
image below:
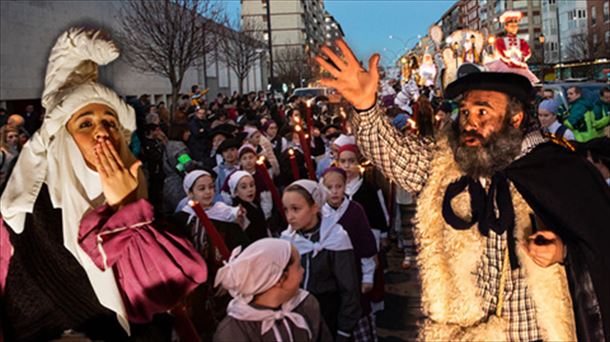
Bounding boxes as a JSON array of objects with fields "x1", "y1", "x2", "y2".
[
  {"x1": 351, "y1": 105, "x2": 545, "y2": 341},
  {"x1": 351, "y1": 105, "x2": 433, "y2": 194}
]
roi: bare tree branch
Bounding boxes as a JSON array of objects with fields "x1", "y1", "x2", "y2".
[
  {"x1": 564, "y1": 33, "x2": 593, "y2": 62},
  {"x1": 217, "y1": 16, "x2": 266, "y2": 94},
  {"x1": 117, "y1": 0, "x2": 227, "y2": 116},
  {"x1": 274, "y1": 47, "x2": 316, "y2": 88}
]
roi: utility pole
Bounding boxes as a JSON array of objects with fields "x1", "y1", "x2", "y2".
[
  {"x1": 555, "y1": 4, "x2": 562, "y2": 79},
  {"x1": 264, "y1": 0, "x2": 275, "y2": 92}
]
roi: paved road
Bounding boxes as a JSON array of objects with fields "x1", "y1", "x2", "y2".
[{"x1": 376, "y1": 246, "x2": 425, "y2": 342}]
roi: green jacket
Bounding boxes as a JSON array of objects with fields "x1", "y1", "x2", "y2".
[
  {"x1": 593, "y1": 99, "x2": 610, "y2": 122},
  {"x1": 566, "y1": 97, "x2": 591, "y2": 130}
]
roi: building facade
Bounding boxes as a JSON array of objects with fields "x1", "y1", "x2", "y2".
[
  {"x1": 0, "y1": 1, "x2": 266, "y2": 112},
  {"x1": 587, "y1": 0, "x2": 610, "y2": 60},
  {"x1": 440, "y1": 2, "x2": 465, "y2": 38},
  {"x1": 462, "y1": 0, "x2": 480, "y2": 30},
  {"x1": 240, "y1": 0, "x2": 341, "y2": 56},
  {"x1": 541, "y1": 0, "x2": 592, "y2": 64}
]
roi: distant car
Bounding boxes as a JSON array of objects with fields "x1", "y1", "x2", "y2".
[
  {"x1": 292, "y1": 87, "x2": 342, "y2": 104},
  {"x1": 543, "y1": 82, "x2": 606, "y2": 109}
]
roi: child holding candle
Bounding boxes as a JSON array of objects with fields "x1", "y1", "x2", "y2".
[
  {"x1": 280, "y1": 180, "x2": 361, "y2": 341},
  {"x1": 172, "y1": 169, "x2": 250, "y2": 340},
  {"x1": 224, "y1": 144, "x2": 274, "y2": 221},
  {"x1": 227, "y1": 170, "x2": 270, "y2": 243},
  {"x1": 213, "y1": 238, "x2": 332, "y2": 341},
  {"x1": 175, "y1": 170, "x2": 249, "y2": 254}
]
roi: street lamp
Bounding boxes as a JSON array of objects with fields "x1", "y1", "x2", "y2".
[
  {"x1": 452, "y1": 41, "x2": 460, "y2": 70},
  {"x1": 487, "y1": 35, "x2": 496, "y2": 55},
  {"x1": 539, "y1": 34, "x2": 545, "y2": 81}
]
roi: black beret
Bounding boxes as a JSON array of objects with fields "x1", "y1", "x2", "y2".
[
  {"x1": 216, "y1": 139, "x2": 240, "y2": 154},
  {"x1": 445, "y1": 71, "x2": 533, "y2": 106},
  {"x1": 211, "y1": 127, "x2": 233, "y2": 140}
]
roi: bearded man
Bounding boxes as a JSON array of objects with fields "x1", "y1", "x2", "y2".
[{"x1": 315, "y1": 39, "x2": 610, "y2": 341}]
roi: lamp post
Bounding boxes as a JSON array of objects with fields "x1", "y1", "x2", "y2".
[
  {"x1": 452, "y1": 41, "x2": 460, "y2": 70},
  {"x1": 539, "y1": 34, "x2": 545, "y2": 81},
  {"x1": 488, "y1": 35, "x2": 496, "y2": 56}
]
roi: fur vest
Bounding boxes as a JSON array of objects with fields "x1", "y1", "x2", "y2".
[{"x1": 414, "y1": 140, "x2": 576, "y2": 341}]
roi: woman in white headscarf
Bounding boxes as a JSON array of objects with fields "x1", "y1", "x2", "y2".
[
  {"x1": 214, "y1": 238, "x2": 332, "y2": 341},
  {"x1": 0, "y1": 27, "x2": 206, "y2": 341}
]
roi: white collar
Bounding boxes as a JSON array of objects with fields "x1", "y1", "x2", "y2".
[
  {"x1": 321, "y1": 198, "x2": 350, "y2": 223},
  {"x1": 280, "y1": 208, "x2": 353, "y2": 257},
  {"x1": 345, "y1": 176, "x2": 363, "y2": 199},
  {"x1": 547, "y1": 120, "x2": 561, "y2": 133},
  {"x1": 227, "y1": 290, "x2": 311, "y2": 342}
]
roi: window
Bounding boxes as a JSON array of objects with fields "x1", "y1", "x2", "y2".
[
  {"x1": 594, "y1": 33, "x2": 598, "y2": 45},
  {"x1": 548, "y1": 0, "x2": 555, "y2": 4},
  {"x1": 592, "y1": 6, "x2": 597, "y2": 25},
  {"x1": 604, "y1": 1, "x2": 609, "y2": 22},
  {"x1": 534, "y1": 16, "x2": 541, "y2": 25},
  {"x1": 513, "y1": 0, "x2": 527, "y2": 9},
  {"x1": 606, "y1": 31, "x2": 610, "y2": 45}
]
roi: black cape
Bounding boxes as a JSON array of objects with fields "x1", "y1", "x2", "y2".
[{"x1": 505, "y1": 142, "x2": 610, "y2": 342}]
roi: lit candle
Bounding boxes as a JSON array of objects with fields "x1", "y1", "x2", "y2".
[
  {"x1": 256, "y1": 157, "x2": 286, "y2": 222},
  {"x1": 295, "y1": 125, "x2": 316, "y2": 180},
  {"x1": 188, "y1": 200, "x2": 230, "y2": 260},
  {"x1": 288, "y1": 148, "x2": 299, "y2": 180},
  {"x1": 305, "y1": 99, "x2": 315, "y2": 137},
  {"x1": 407, "y1": 118, "x2": 417, "y2": 130}
]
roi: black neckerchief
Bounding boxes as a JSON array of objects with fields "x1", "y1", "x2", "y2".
[{"x1": 442, "y1": 172, "x2": 519, "y2": 269}]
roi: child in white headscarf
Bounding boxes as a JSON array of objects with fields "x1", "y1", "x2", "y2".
[
  {"x1": 280, "y1": 180, "x2": 361, "y2": 341},
  {"x1": 214, "y1": 238, "x2": 332, "y2": 341},
  {"x1": 224, "y1": 170, "x2": 270, "y2": 243},
  {"x1": 172, "y1": 169, "x2": 249, "y2": 340}
]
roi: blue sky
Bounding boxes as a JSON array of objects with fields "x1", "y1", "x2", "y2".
[{"x1": 225, "y1": 0, "x2": 453, "y2": 65}]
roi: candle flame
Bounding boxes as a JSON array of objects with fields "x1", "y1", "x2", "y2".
[
  {"x1": 408, "y1": 118, "x2": 417, "y2": 129},
  {"x1": 304, "y1": 134, "x2": 309, "y2": 139},
  {"x1": 188, "y1": 200, "x2": 196, "y2": 207},
  {"x1": 256, "y1": 156, "x2": 266, "y2": 165},
  {"x1": 288, "y1": 148, "x2": 295, "y2": 156},
  {"x1": 295, "y1": 125, "x2": 302, "y2": 132}
]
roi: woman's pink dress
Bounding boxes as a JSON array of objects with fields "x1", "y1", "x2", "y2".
[{"x1": 78, "y1": 199, "x2": 207, "y2": 323}]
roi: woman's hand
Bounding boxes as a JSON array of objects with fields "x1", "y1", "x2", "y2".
[
  {"x1": 94, "y1": 138, "x2": 141, "y2": 209},
  {"x1": 315, "y1": 39, "x2": 380, "y2": 110},
  {"x1": 523, "y1": 230, "x2": 565, "y2": 268}
]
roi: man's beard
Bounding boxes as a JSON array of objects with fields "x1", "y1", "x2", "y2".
[{"x1": 447, "y1": 118, "x2": 523, "y2": 179}]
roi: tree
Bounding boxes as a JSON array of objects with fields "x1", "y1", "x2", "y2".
[
  {"x1": 274, "y1": 47, "x2": 316, "y2": 88},
  {"x1": 564, "y1": 33, "x2": 593, "y2": 62},
  {"x1": 118, "y1": 0, "x2": 226, "y2": 118},
  {"x1": 218, "y1": 16, "x2": 265, "y2": 94}
]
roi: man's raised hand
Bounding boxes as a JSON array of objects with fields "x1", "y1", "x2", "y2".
[{"x1": 315, "y1": 39, "x2": 380, "y2": 110}]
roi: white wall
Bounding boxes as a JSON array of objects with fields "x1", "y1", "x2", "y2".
[{"x1": 0, "y1": 0, "x2": 266, "y2": 103}]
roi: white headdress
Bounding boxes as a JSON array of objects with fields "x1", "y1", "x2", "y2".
[
  {"x1": 289, "y1": 179, "x2": 328, "y2": 208},
  {"x1": 215, "y1": 238, "x2": 311, "y2": 342},
  {"x1": 0, "y1": 27, "x2": 144, "y2": 333},
  {"x1": 228, "y1": 170, "x2": 253, "y2": 197}
]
